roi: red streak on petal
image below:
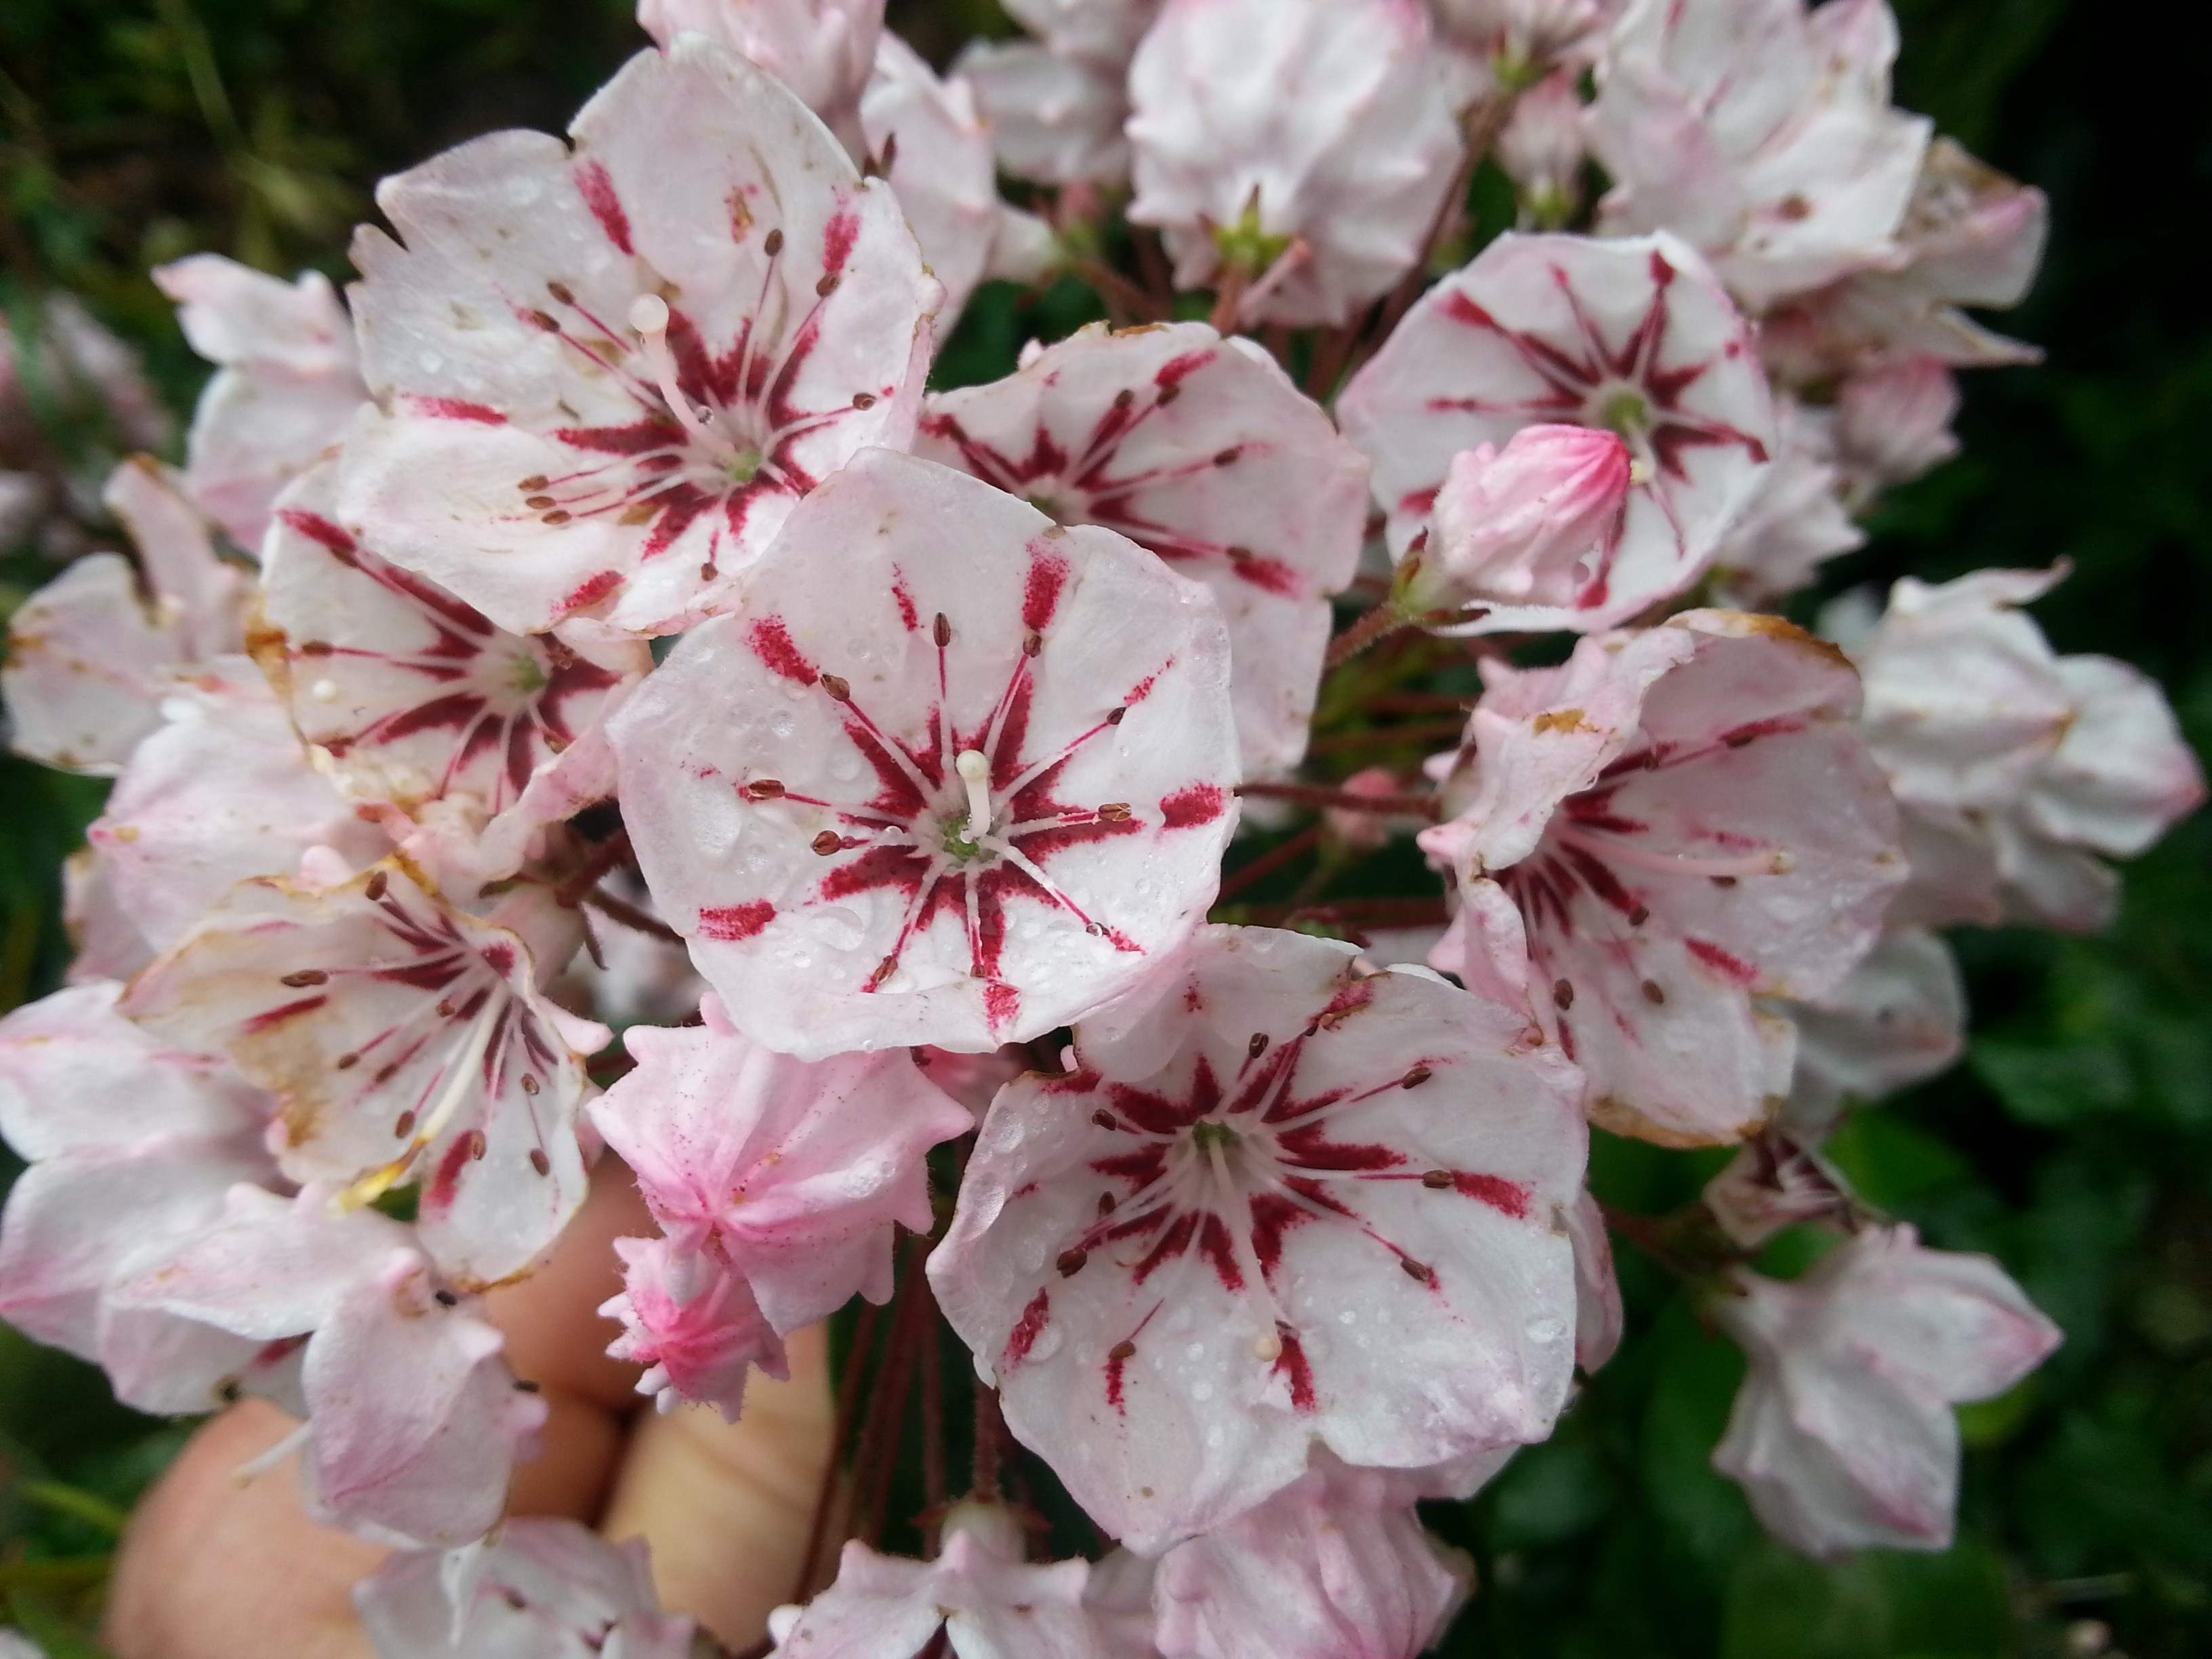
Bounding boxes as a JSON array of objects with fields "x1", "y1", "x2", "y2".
[
  {"x1": 575, "y1": 160, "x2": 635, "y2": 254},
  {"x1": 821, "y1": 204, "x2": 859, "y2": 278},
  {"x1": 984, "y1": 980, "x2": 1020, "y2": 1033},
  {"x1": 697, "y1": 901, "x2": 775, "y2": 941},
  {"x1": 748, "y1": 617, "x2": 817, "y2": 684},
  {"x1": 1155, "y1": 347, "x2": 1216, "y2": 389},
  {"x1": 1004, "y1": 1288, "x2": 1051, "y2": 1366},
  {"x1": 410, "y1": 396, "x2": 506, "y2": 425},
  {"x1": 274, "y1": 509, "x2": 357, "y2": 556},
  {"x1": 560, "y1": 571, "x2": 623, "y2": 615},
  {"x1": 1452, "y1": 1172, "x2": 1533, "y2": 1219},
  {"x1": 891, "y1": 571, "x2": 920, "y2": 632},
  {"x1": 1022, "y1": 547, "x2": 1071, "y2": 632},
  {"x1": 242, "y1": 994, "x2": 327, "y2": 1035},
  {"x1": 1159, "y1": 784, "x2": 1227, "y2": 828},
  {"x1": 425, "y1": 1134, "x2": 474, "y2": 1213},
  {"x1": 1274, "y1": 1331, "x2": 1317, "y2": 1412},
  {"x1": 1686, "y1": 938, "x2": 1759, "y2": 985}
]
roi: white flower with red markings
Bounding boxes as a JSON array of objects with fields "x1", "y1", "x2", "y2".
[
  {"x1": 767, "y1": 1499, "x2": 1126, "y2": 1659},
  {"x1": 1586, "y1": 0, "x2": 1933, "y2": 312},
  {"x1": 1773, "y1": 925, "x2": 1963, "y2": 1139},
  {"x1": 1712, "y1": 1224, "x2": 2061, "y2": 1556},
  {"x1": 1338, "y1": 232, "x2": 1775, "y2": 632},
  {"x1": 1420, "y1": 612, "x2": 1904, "y2": 1147},
  {"x1": 1706, "y1": 394, "x2": 1862, "y2": 608},
  {"x1": 4, "y1": 459, "x2": 246, "y2": 775},
  {"x1": 255, "y1": 462, "x2": 647, "y2": 882},
  {"x1": 110, "y1": 1185, "x2": 545, "y2": 1549},
  {"x1": 1406, "y1": 424, "x2": 1633, "y2": 621},
  {"x1": 1125, "y1": 0, "x2": 1463, "y2": 329},
  {"x1": 611, "y1": 449, "x2": 1240, "y2": 1060},
  {"x1": 917, "y1": 321, "x2": 1367, "y2": 775},
  {"x1": 121, "y1": 863, "x2": 606, "y2": 1288},
  {"x1": 592, "y1": 991, "x2": 970, "y2": 1333},
  {"x1": 340, "y1": 39, "x2": 939, "y2": 637},
  {"x1": 152, "y1": 253, "x2": 369, "y2": 550},
  {"x1": 958, "y1": 0, "x2": 1162, "y2": 187},
  {"x1": 929, "y1": 925, "x2": 1587, "y2": 1553}
]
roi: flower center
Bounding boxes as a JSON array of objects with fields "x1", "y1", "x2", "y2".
[{"x1": 1592, "y1": 384, "x2": 1652, "y2": 438}]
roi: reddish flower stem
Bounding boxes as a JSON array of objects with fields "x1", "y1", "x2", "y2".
[
  {"x1": 790, "y1": 1296, "x2": 882, "y2": 1607},
  {"x1": 1323, "y1": 602, "x2": 1414, "y2": 670},
  {"x1": 1215, "y1": 822, "x2": 1327, "y2": 904},
  {"x1": 554, "y1": 831, "x2": 633, "y2": 905},
  {"x1": 1305, "y1": 717, "x2": 1469, "y2": 755},
  {"x1": 972, "y1": 1382, "x2": 1008, "y2": 1504},
  {"x1": 580, "y1": 885, "x2": 682, "y2": 943}
]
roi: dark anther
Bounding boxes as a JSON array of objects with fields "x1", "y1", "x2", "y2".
[
  {"x1": 525, "y1": 494, "x2": 556, "y2": 510},
  {"x1": 700, "y1": 560, "x2": 718, "y2": 581},
  {"x1": 1097, "y1": 1191, "x2": 1117, "y2": 1214},
  {"x1": 514, "y1": 1378, "x2": 541, "y2": 1394},
  {"x1": 1400, "y1": 1257, "x2": 1437, "y2": 1284},
  {"x1": 528, "y1": 310, "x2": 559, "y2": 332},
  {"x1": 466, "y1": 1130, "x2": 488, "y2": 1160},
  {"x1": 1092, "y1": 1109, "x2": 1118, "y2": 1130},
  {"x1": 1422, "y1": 1170, "x2": 1454, "y2": 1189},
  {"x1": 434, "y1": 1289, "x2": 459, "y2": 1307},
  {"x1": 365, "y1": 871, "x2": 389, "y2": 901},
  {"x1": 819, "y1": 672, "x2": 852, "y2": 700},
  {"x1": 1248, "y1": 1032, "x2": 1270, "y2": 1059},
  {"x1": 522, "y1": 1074, "x2": 539, "y2": 1095},
  {"x1": 813, "y1": 830, "x2": 843, "y2": 855},
  {"x1": 1108, "y1": 1339, "x2": 1137, "y2": 1361},
  {"x1": 394, "y1": 1111, "x2": 417, "y2": 1139},
  {"x1": 1098, "y1": 802, "x2": 1132, "y2": 822},
  {"x1": 933, "y1": 613, "x2": 953, "y2": 647},
  {"x1": 747, "y1": 779, "x2": 786, "y2": 799},
  {"x1": 436, "y1": 1000, "x2": 455, "y2": 1019},
  {"x1": 337, "y1": 1052, "x2": 360, "y2": 1071},
  {"x1": 1106, "y1": 707, "x2": 1126, "y2": 724},
  {"x1": 1553, "y1": 978, "x2": 1574, "y2": 1008},
  {"x1": 546, "y1": 281, "x2": 576, "y2": 305},
  {"x1": 816, "y1": 273, "x2": 840, "y2": 297},
  {"x1": 1711, "y1": 874, "x2": 1738, "y2": 888},
  {"x1": 281, "y1": 969, "x2": 328, "y2": 987},
  {"x1": 529, "y1": 1149, "x2": 552, "y2": 1176},
  {"x1": 853, "y1": 390, "x2": 878, "y2": 409},
  {"x1": 1641, "y1": 980, "x2": 1666, "y2": 1005},
  {"x1": 1023, "y1": 628, "x2": 1043, "y2": 657},
  {"x1": 1401, "y1": 1066, "x2": 1431, "y2": 1088},
  {"x1": 765, "y1": 228, "x2": 785, "y2": 256},
  {"x1": 1626, "y1": 905, "x2": 1650, "y2": 926},
  {"x1": 542, "y1": 508, "x2": 572, "y2": 525},
  {"x1": 217, "y1": 1378, "x2": 243, "y2": 1404},
  {"x1": 1056, "y1": 1248, "x2": 1088, "y2": 1277},
  {"x1": 1158, "y1": 383, "x2": 1181, "y2": 405},
  {"x1": 1113, "y1": 389, "x2": 1136, "y2": 411},
  {"x1": 1214, "y1": 448, "x2": 1240, "y2": 466},
  {"x1": 519, "y1": 474, "x2": 550, "y2": 491}
]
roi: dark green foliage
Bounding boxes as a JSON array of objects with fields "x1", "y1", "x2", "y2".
[{"x1": 2, "y1": 0, "x2": 2208, "y2": 1654}]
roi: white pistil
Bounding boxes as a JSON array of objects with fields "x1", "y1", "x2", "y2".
[
  {"x1": 956, "y1": 748, "x2": 994, "y2": 840},
  {"x1": 230, "y1": 1420, "x2": 312, "y2": 1486},
  {"x1": 628, "y1": 294, "x2": 733, "y2": 459}
]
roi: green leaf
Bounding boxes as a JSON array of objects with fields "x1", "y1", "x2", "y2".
[{"x1": 1971, "y1": 1040, "x2": 2133, "y2": 1126}]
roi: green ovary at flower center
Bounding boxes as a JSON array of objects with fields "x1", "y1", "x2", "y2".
[
  {"x1": 506, "y1": 652, "x2": 548, "y2": 695},
  {"x1": 941, "y1": 811, "x2": 983, "y2": 861},
  {"x1": 1191, "y1": 1120, "x2": 1240, "y2": 1153},
  {"x1": 1594, "y1": 387, "x2": 1651, "y2": 437},
  {"x1": 726, "y1": 448, "x2": 763, "y2": 487}
]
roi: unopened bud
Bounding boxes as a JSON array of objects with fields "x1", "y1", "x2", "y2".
[{"x1": 1401, "y1": 424, "x2": 1633, "y2": 615}]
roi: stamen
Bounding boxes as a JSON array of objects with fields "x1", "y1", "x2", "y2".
[
  {"x1": 1556, "y1": 825, "x2": 1793, "y2": 880},
  {"x1": 1202, "y1": 1133, "x2": 1289, "y2": 1363}
]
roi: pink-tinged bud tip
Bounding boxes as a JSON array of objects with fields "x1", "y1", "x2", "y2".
[{"x1": 1408, "y1": 424, "x2": 1633, "y2": 615}]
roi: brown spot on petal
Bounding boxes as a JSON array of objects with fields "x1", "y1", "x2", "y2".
[
  {"x1": 466, "y1": 1130, "x2": 488, "y2": 1160},
  {"x1": 1712, "y1": 874, "x2": 1738, "y2": 888},
  {"x1": 435, "y1": 1289, "x2": 459, "y2": 1307},
  {"x1": 521, "y1": 1075, "x2": 539, "y2": 1096},
  {"x1": 281, "y1": 970, "x2": 328, "y2": 987}
]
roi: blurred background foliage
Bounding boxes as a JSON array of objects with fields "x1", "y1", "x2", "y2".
[{"x1": 1, "y1": 0, "x2": 2207, "y2": 1654}]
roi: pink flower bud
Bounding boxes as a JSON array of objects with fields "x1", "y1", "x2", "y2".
[{"x1": 1407, "y1": 424, "x2": 1632, "y2": 615}]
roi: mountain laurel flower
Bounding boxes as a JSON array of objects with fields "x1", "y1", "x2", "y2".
[
  {"x1": 254, "y1": 462, "x2": 649, "y2": 883},
  {"x1": 1759, "y1": 138, "x2": 2049, "y2": 382},
  {"x1": 600, "y1": 1233, "x2": 785, "y2": 1419},
  {"x1": 590, "y1": 991, "x2": 971, "y2": 1332},
  {"x1": 1587, "y1": 0, "x2": 1933, "y2": 312},
  {"x1": 1125, "y1": 0, "x2": 1464, "y2": 328},
  {"x1": 916, "y1": 321, "x2": 1368, "y2": 776},
  {"x1": 1149, "y1": 1449, "x2": 1465, "y2": 1659},
  {"x1": 1845, "y1": 566, "x2": 2207, "y2": 932},
  {"x1": 1400, "y1": 424, "x2": 1633, "y2": 621},
  {"x1": 357, "y1": 1517, "x2": 696, "y2": 1659},
  {"x1": 1495, "y1": 70, "x2": 1593, "y2": 227},
  {"x1": 611, "y1": 448, "x2": 1240, "y2": 1060},
  {"x1": 340, "y1": 38, "x2": 940, "y2": 637},
  {"x1": 1831, "y1": 355, "x2": 1961, "y2": 493},
  {"x1": 1705, "y1": 395, "x2": 1863, "y2": 608},
  {"x1": 930, "y1": 925, "x2": 1587, "y2": 1553},
  {"x1": 104, "y1": 1184, "x2": 545, "y2": 1548},
  {"x1": 121, "y1": 863, "x2": 607, "y2": 1288},
  {"x1": 1338, "y1": 232, "x2": 1775, "y2": 634},
  {"x1": 636, "y1": 0, "x2": 884, "y2": 159},
  {"x1": 3, "y1": 459, "x2": 246, "y2": 775},
  {"x1": 152, "y1": 253, "x2": 369, "y2": 550},
  {"x1": 767, "y1": 1498, "x2": 1129, "y2": 1658},
  {"x1": 1712, "y1": 1225, "x2": 2062, "y2": 1556},
  {"x1": 1420, "y1": 612, "x2": 1905, "y2": 1147}
]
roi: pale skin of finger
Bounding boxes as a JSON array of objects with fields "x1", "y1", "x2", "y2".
[
  {"x1": 102, "y1": 1161, "x2": 838, "y2": 1657},
  {"x1": 600, "y1": 1324, "x2": 835, "y2": 1650}
]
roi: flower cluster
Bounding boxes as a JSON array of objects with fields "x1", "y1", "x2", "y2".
[{"x1": 0, "y1": 0, "x2": 2201, "y2": 1655}]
